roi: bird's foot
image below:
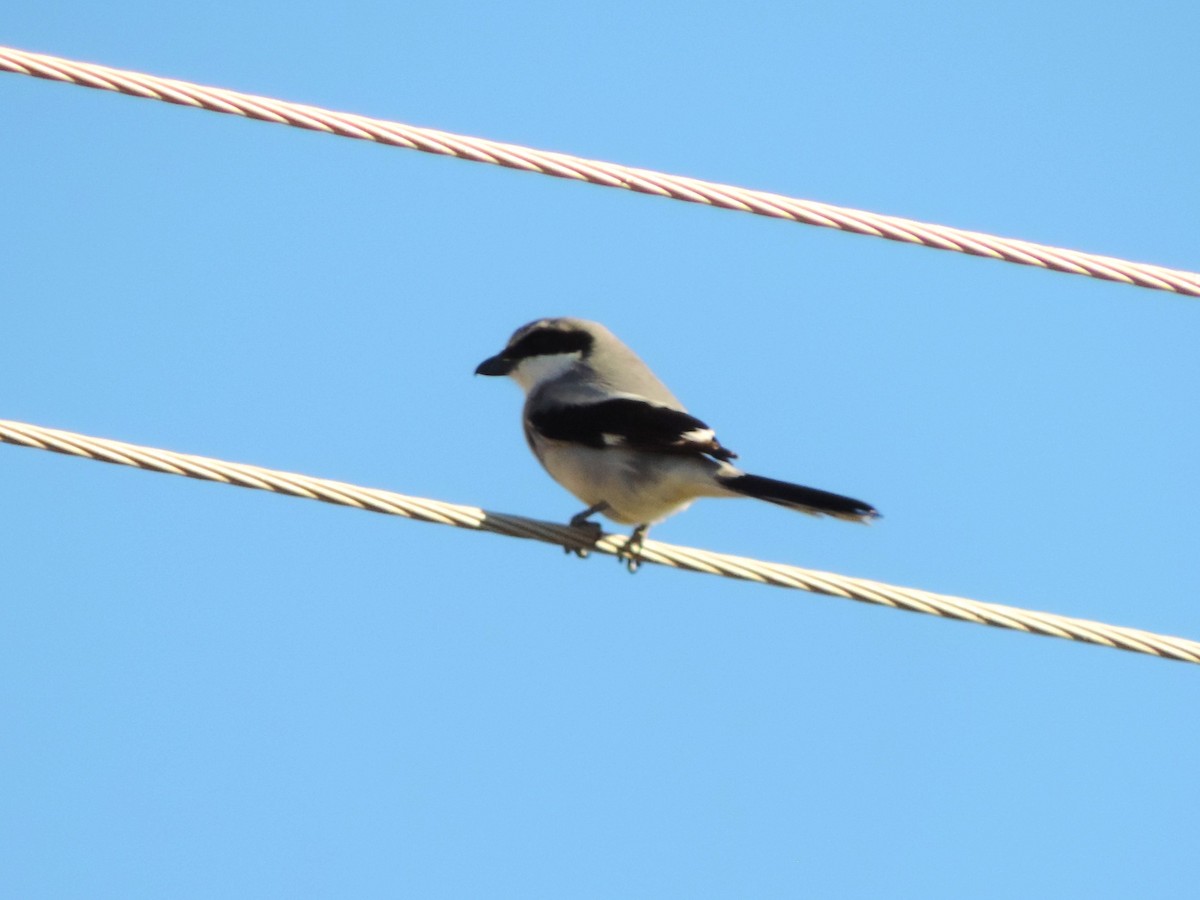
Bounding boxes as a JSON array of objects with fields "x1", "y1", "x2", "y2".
[
  {"x1": 565, "y1": 503, "x2": 608, "y2": 558},
  {"x1": 564, "y1": 520, "x2": 603, "y2": 558},
  {"x1": 619, "y1": 524, "x2": 649, "y2": 573}
]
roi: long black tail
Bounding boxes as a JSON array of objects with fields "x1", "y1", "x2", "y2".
[{"x1": 719, "y1": 472, "x2": 880, "y2": 523}]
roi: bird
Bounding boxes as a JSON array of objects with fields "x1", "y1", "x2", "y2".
[{"x1": 475, "y1": 317, "x2": 879, "y2": 569}]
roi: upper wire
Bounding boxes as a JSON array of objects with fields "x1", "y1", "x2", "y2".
[{"x1": 1, "y1": 45, "x2": 1197, "y2": 296}]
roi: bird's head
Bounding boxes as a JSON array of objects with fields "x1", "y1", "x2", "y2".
[{"x1": 475, "y1": 317, "x2": 601, "y2": 392}]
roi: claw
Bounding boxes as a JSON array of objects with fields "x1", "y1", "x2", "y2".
[
  {"x1": 564, "y1": 519, "x2": 603, "y2": 558},
  {"x1": 565, "y1": 502, "x2": 608, "y2": 559},
  {"x1": 619, "y1": 524, "x2": 649, "y2": 573}
]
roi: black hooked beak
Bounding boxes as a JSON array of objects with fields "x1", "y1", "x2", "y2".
[{"x1": 475, "y1": 354, "x2": 514, "y2": 376}]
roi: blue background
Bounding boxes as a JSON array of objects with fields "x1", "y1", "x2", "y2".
[{"x1": 3, "y1": 4, "x2": 1198, "y2": 896}]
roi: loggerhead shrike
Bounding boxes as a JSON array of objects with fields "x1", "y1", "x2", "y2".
[{"x1": 476, "y1": 317, "x2": 879, "y2": 567}]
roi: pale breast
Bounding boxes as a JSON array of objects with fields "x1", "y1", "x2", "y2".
[{"x1": 525, "y1": 426, "x2": 729, "y2": 525}]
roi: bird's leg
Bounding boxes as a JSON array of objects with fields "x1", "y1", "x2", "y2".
[
  {"x1": 565, "y1": 502, "x2": 608, "y2": 557},
  {"x1": 621, "y1": 524, "x2": 650, "y2": 573}
]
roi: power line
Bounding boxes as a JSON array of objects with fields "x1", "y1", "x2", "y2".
[
  {"x1": 3, "y1": 47, "x2": 1195, "y2": 665},
  {"x1": 2, "y1": 45, "x2": 1197, "y2": 297},
  {"x1": 2, "y1": 417, "x2": 1196, "y2": 665}
]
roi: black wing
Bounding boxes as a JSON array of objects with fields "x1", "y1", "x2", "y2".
[{"x1": 529, "y1": 398, "x2": 737, "y2": 461}]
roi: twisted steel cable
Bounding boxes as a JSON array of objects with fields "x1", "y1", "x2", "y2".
[
  {"x1": 2, "y1": 417, "x2": 1196, "y2": 665},
  {"x1": 2, "y1": 45, "x2": 1198, "y2": 297}
]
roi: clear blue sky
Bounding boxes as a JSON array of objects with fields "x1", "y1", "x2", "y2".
[{"x1": 3, "y1": 3, "x2": 1198, "y2": 897}]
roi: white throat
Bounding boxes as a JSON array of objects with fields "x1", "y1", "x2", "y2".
[{"x1": 510, "y1": 352, "x2": 583, "y2": 393}]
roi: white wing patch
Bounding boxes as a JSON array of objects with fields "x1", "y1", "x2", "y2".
[{"x1": 680, "y1": 427, "x2": 717, "y2": 446}]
